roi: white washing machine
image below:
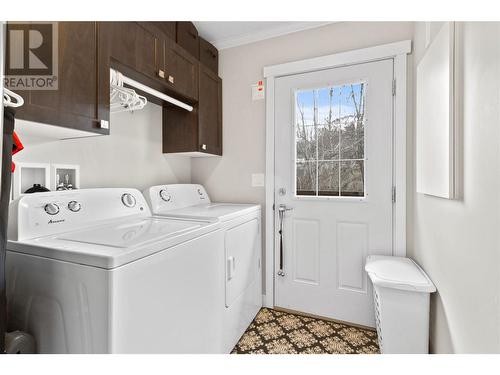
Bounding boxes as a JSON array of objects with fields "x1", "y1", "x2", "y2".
[
  {"x1": 144, "y1": 184, "x2": 262, "y2": 353},
  {"x1": 6, "y1": 188, "x2": 225, "y2": 353}
]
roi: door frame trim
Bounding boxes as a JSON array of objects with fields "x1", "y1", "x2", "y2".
[{"x1": 263, "y1": 40, "x2": 411, "y2": 308}]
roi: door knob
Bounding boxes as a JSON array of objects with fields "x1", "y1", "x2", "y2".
[{"x1": 278, "y1": 204, "x2": 293, "y2": 212}]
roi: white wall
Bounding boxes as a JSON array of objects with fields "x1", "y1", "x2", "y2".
[
  {"x1": 191, "y1": 22, "x2": 414, "y2": 290},
  {"x1": 13, "y1": 103, "x2": 191, "y2": 191},
  {"x1": 409, "y1": 22, "x2": 500, "y2": 353}
]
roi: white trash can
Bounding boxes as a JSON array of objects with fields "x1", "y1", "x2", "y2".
[{"x1": 365, "y1": 255, "x2": 436, "y2": 354}]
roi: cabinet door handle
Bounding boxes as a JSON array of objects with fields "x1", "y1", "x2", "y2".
[
  {"x1": 167, "y1": 75, "x2": 174, "y2": 84},
  {"x1": 158, "y1": 70, "x2": 165, "y2": 79},
  {"x1": 201, "y1": 144, "x2": 207, "y2": 151}
]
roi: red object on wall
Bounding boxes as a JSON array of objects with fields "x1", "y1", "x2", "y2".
[{"x1": 11, "y1": 131, "x2": 24, "y2": 172}]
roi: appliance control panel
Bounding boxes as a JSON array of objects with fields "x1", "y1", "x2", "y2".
[
  {"x1": 144, "y1": 184, "x2": 210, "y2": 214},
  {"x1": 9, "y1": 188, "x2": 151, "y2": 241}
]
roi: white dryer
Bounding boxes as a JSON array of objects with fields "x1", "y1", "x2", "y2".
[
  {"x1": 144, "y1": 184, "x2": 262, "y2": 352},
  {"x1": 6, "y1": 188, "x2": 224, "y2": 353}
]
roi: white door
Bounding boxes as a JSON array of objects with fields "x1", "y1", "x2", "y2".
[{"x1": 274, "y1": 59, "x2": 394, "y2": 327}]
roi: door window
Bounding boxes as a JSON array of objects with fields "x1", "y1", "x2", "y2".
[{"x1": 295, "y1": 83, "x2": 366, "y2": 197}]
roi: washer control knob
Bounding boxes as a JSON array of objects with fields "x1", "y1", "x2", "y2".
[
  {"x1": 159, "y1": 189, "x2": 171, "y2": 202},
  {"x1": 121, "y1": 193, "x2": 136, "y2": 208},
  {"x1": 68, "y1": 201, "x2": 82, "y2": 212},
  {"x1": 44, "y1": 203, "x2": 60, "y2": 215}
]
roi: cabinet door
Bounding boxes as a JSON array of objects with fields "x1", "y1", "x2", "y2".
[
  {"x1": 162, "y1": 105, "x2": 198, "y2": 154},
  {"x1": 199, "y1": 37, "x2": 218, "y2": 74},
  {"x1": 12, "y1": 22, "x2": 106, "y2": 134},
  {"x1": 176, "y1": 22, "x2": 199, "y2": 59},
  {"x1": 198, "y1": 65, "x2": 222, "y2": 155},
  {"x1": 164, "y1": 39, "x2": 198, "y2": 101},
  {"x1": 102, "y1": 22, "x2": 158, "y2": 80},
  {"x1": 148, "y1": 22, "x2": 176, "y2": 41}
]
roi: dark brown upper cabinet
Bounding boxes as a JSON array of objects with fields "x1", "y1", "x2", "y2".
[
  {"x1": 176, "y1": 22, "x2": 199, "y2": 59},
  {"x1": 162, "y1": 63, "x2": 222, "y2": 156},
  {"x1": 199, "y1": 37, "x2": 218, "y2": 74},
  {"x1": 100, "y1": 22, "x2": 198, "y2": 103},
  {"x1": 6, "y1": 21, "x2": 222, "y2": 155},
  {"x1": 8, "y1": 22, "x2": 108, "y2": 135}
]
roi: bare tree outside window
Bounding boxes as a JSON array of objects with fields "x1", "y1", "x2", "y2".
[{"x1": 295, "y1": 82, "x2": 365, "y2": 197}]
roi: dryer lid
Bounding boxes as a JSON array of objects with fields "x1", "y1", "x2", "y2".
[{"x1": 158, "y1": 203, "x2": 260, "y2": 221}]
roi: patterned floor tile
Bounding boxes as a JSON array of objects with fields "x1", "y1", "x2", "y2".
[{"x1": 232, "y1": 308, "x2": 379, "y2": 354}]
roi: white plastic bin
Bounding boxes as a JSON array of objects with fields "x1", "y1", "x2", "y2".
[{"x1": 365, "y1": 255, "x2": 436, "y2": 354}]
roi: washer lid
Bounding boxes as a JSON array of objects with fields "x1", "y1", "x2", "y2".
[
  {"x1": 58, "y1": 217, "x2": 203, "y2": 248},
  {"x1": 8, "y1": 216, "x2": 219, "y2": 269},
  {"x1": 157, "y1": 203, "x2": 260, "y2": 222},
  {"x1": 365, "y1": 255, "x2": 436, "y2": 293}
]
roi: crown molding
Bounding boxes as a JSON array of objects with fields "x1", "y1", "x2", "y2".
[{"x1": 211, "y1": 22, "x2": 334, "y2": 50}]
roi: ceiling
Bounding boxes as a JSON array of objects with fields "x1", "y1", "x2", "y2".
[{"x1": 193, "y1": 22, "x2": 332, "y2": 50}]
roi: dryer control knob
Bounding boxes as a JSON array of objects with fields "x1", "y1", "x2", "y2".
[
  {"x1": 159, "y1": 189, "x2": 171, "y2": 202},
  {"x1": 121, "y1": 193, "x2": 136, "y2": 208},
  {"x1": 68, "y1": 201, "x2": 82, "y2": 212},
  {"x1": 44, "y1": 203, "x2": 60, "y2": 215}
]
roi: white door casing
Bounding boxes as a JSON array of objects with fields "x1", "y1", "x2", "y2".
[{"x1": 263, "y1": 41, "x2": 411, "y2": 321}]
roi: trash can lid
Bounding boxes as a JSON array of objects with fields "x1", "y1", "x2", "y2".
[{"x1": 365, "y1": 255, "x2": 436, "y2": 293}]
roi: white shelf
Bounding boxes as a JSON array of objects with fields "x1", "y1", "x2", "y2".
[
  {"x1": 13, "y1": 162, "x2": 50, "y2": 199},
  {"x1": 51, "y1": 164, "x2": 80, "y2": 191}
]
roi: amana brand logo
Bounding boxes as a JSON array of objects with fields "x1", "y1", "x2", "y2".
[{"x1": 48, "y1": 218, "x2": 65, "y2": 224}]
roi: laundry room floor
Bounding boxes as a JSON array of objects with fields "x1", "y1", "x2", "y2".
[{"x1": 231, "y1": 308, "x2": 380, "y2": 354}]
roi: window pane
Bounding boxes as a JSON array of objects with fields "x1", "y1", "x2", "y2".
[
  {"x1": 340, "y1": 83, "x2": 365, "y2": 160},
  {"x1": 296, "y1": 161, "x2": 317, "y2": 196},
  {"x1": 296, "y1": 90, "x2": 315, "y2": 126},
  {"x1": 317, "y1": 87, "x2": 341, "y2": 125},
  {"x1": 340, "y1": 160, "x2": 364, "y2": 197},
  {"x1": 296, "y1": 125, "x2": 317, "y2": 161},
  {"x1": 318, "y1": 161, "x2": 339, "y2": 196},
  {"x1": 294, "y1": 82, "x2": 366, "y2": 199},
  {"x1": 317, "y1": 124, "x2": 339, "y2": 161}
]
